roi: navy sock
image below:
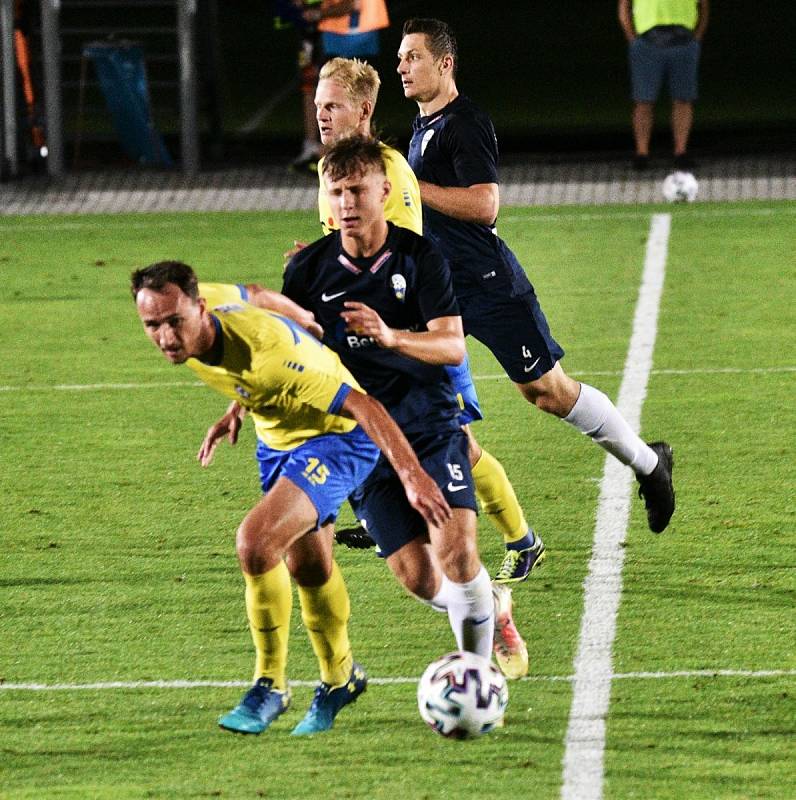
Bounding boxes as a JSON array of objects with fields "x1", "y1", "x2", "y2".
[{"x1": 507, "y1": 530, "x2": 535, "y2": 551}]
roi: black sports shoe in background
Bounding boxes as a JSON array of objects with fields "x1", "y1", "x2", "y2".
[{"x1": 334, "y1": 525, "x2": 375, "y2": 549}]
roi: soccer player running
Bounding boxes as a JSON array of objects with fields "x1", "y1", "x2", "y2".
[
  {"x1": 309, "y1": 56, "x2": 545, "y2": 586},
  {"x1": 397, "y1": 18, "x2": 675, "y2": 532},
  {"x1": 281, "y1": 135, "x2": 528, "y2": 680},
  {"x1": 132, "y1": 261, "x2": 450, "y2": 735}
]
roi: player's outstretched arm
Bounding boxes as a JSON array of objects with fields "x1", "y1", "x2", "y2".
[
  {"x1": 340, "y1": 390, "x2": 452, "y2": 528},
  {"x1": 198, "y1": 401, "x2": 246, "y2": 467},
  {"x1": 340, "y1": 303, "x2": 465, "y2": 366},
  {"x1": 244, "y1": 283, "x2": 323, "y2": 339}
]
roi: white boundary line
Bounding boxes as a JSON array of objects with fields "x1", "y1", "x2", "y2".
[
  {"x1": 500, "y1": 204, "x2": 796, "y2": 224},
  {"x1": 1, "y1": 366, "x2": 794, "y2": 394},
  {"x1": 0, "y1": 203, "x2": 793, "y2": 229},
  {"x1": 561, "y1": 213, "x2": 671, "y2": 800},
  {"x1": 2, "y1": 668, "x2": 793, "y2": 693}
]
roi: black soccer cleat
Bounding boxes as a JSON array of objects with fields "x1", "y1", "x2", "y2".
[
  {"x1": 637, "y1": 442, "x2": 675, "y2": 533},
  {"x1": 334, "y1": 525, "x2": 376, "y2": 549}
]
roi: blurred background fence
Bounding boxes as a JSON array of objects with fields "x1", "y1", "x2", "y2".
[{"x1": 1, "y1": 0, "x2": 794, "y2": 178}]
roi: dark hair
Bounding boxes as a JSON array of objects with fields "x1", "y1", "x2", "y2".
[
  {"x1": 402, "y1": 18, "x2": 458, "y2": 77},
  {"x1": 321, "y1": 135, "x2": 386, "y2": 183},
  {"x1": 130, "y1": 260, "x2": 198, "y2": 301}
]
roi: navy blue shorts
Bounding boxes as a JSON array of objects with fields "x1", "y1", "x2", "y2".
[
  {"x1": 256, "y1": 426, "x2": 379, "y2": 530},
  {"x1": 457, "y1": 290, "x2": 565, "y2": 384},
  {"x1": 445, "y1": 354, "x2": 484, "y2": 426},
  {"x1": 349, "y1": 429, "x2": 476, "y2": 559},
  {"x1": 629, "y1": 37, "x2": 700, "y2": 102}
]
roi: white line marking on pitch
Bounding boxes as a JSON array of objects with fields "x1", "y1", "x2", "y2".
[
  {"x1": 0, "y1": 204, "x2": 793, "y2": 227},
  {"x1": 1, "y1": 366, "x2": 793, "y2": 394},
  {"x1": 2, "y1": 668, "x2": 793, "y2": 692},
  {"x1": 500, "y1": 205, "x2": 796, "y2": 224},
  {"x1": 561, "y1": 213, "x2": 671, "y2": 800}
]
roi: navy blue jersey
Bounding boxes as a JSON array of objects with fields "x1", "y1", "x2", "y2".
[
  {"x1": 282, "y1": 223, "x2": 462, "y2": 437},
  {"x1": 408, "y1": 95, "x2": 533, "y2": 299}
]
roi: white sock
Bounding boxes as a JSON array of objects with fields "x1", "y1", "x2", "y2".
[
  {"x1": 563, "y1": 383, "x2": 658, "y2": 476},
  {"x1": 431, "y1": 567, "x2": 494, "y2": 660}
]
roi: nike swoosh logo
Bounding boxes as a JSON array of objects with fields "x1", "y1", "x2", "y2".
[
  {"x1": 321, "y1": 290, "x2": 347, "y2": 302},
  {"x1": 447, "y1": 482, "x2": 468, "y2": 492},
  {"x1": 524, "y1": 357, "x2": 541, "y2": 372}
]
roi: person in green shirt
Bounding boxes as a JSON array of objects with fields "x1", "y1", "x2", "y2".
[{"x1": 618, "y1": 0, "x2": 709, "y2": 170}]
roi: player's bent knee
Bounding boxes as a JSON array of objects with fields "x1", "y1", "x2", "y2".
[
  {"x1": 432, "y1": 523, "x2": 481, "y2": 584},
  {"x1": 517, "y1": 367, "x2": 580, "y2": 417},
  {"x1": 533, "y1": 392, "x2": 571, "y2": 417},
  {"x1": 386, "y1": 542, "x2": 437, "y2": 600},
  {"x1": 285, "y1": 554, "x2": 332, "y2": 587},
  {"x1": 438, "y1": 551, "x2": 481, "y2": 584},
  {"x1": 235, "y1": 522, "x2": 279, "y2": 575}
]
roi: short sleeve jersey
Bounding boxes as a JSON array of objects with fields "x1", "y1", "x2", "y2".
[
  {"x1": 187, "y1": 282, "x2": 362, "y2": 451},
  {"x1": 282, "y1": 223, "x2": 461, "y2": 436},
  {"x1": 408, "y1": 95, "x2": 533, "y2": 299},
  {"x1": 318, "y1": 141, "x2": 422, "y2": 236}
]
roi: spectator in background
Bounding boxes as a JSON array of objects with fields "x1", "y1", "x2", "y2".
[
  {"x1": 618, "y1": 0, "x2": 709, "y2": 170},
  {"x1": 12, "y1": 0, "x2": 47, "y2": 169},
  {"x1": 318, "y1": 0, "x2": 388, "y2": 62}
]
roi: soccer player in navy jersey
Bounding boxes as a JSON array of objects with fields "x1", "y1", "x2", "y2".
[
  {"x1": 397, "y1": 18, "x2": 675, "y2": 533},
  {"x1": 310, "y1": 56, "x2": 544, "y2": 584},
  {"x1": 132, "y1": 262, "x2": 450, "y2": 736},
  {"x1": 282, "y1": 136, "x2": 529, "y2": 680}
]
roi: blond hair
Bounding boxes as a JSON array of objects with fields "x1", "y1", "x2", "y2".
[{"x1": 319, "y1": 57, "x2": 381, "y2": 107}]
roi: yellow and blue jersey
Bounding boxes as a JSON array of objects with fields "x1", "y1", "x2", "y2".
[
  {"x1": 318, "y1": 141, "x2": 422, "y2": 236},
  {"x1": 188, "y1": 282, "x2": 362, "y2": 451}
]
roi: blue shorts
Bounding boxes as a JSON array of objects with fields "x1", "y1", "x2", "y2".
[
  {"x1": 445, "y1": 354, "x2": 484, "y2": 426},
  {"x1": 349, "y1": 429, "x2": 477, "y2": 559},
  {"x1": 256, "y1": 426, "x2": 379, "y2": 530},
  {"x1": 458, "y1": 290, "x2": 565, "y2": 384},
  {"x1": 629, "y1": 37, "x2": 700, "y2": 102}
]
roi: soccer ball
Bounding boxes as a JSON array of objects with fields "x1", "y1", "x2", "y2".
[
  {"x1": 417, "y1": 651, "x2": 508, "y2": 739},
  {"x1": 662, "y1": 171, "x2": 698, "y2": 203}
]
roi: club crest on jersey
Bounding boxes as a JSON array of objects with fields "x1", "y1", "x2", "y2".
[
  {"x1": 235, "y1": 385, "x2": 251, "y2": 399},
  {"x1": 391, "y1": 274, "x2": 407, "y2": 302},
  {"x1": 421, "y1": 129, "x2": 435, "y2": 156}
]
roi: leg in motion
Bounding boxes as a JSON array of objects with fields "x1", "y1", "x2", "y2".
[
  {"x1": 465, "y1": 425, "x2": 546, "y2": 584},
  {"x1": 517, "y1": 363, "x2": 675, "y2": 532}
]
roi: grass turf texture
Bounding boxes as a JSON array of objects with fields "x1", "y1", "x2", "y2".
[{"x1": 1, "y1": 202, "x2": 794, "y2": 799}]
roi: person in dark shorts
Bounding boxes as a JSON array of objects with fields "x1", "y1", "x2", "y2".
[
  {"x1": 284, "y1": 136, "x2": 530, "y2": 679},
  {"x1": 398, "y1": 17, "x2": 675, "y2": 533},
  {"x1": 208, "y1": 136, "x2": 531, "y2": 680},
  {"x1": 618, "y1": 0, "x2": 710, "y2": 169}
]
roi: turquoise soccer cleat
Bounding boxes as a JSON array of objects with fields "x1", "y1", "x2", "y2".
[
  {"x1": 291, "y1": 662, "x2": 367, "y2": 736},
  {"x1": 218, "y1": 677, "x2": 291, "y2": 734}
]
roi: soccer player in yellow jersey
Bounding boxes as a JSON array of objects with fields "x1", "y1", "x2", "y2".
[
  {"x1": 132, "y1": 261, "x2": 450, "y2": 736},
  {"x1": 300, "y1": 56, "x2": 545, "y2": 583}
]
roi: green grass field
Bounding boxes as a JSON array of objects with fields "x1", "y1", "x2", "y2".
[{"x1": 1, "y1": 201, "x2": 794, "y2": 799}]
